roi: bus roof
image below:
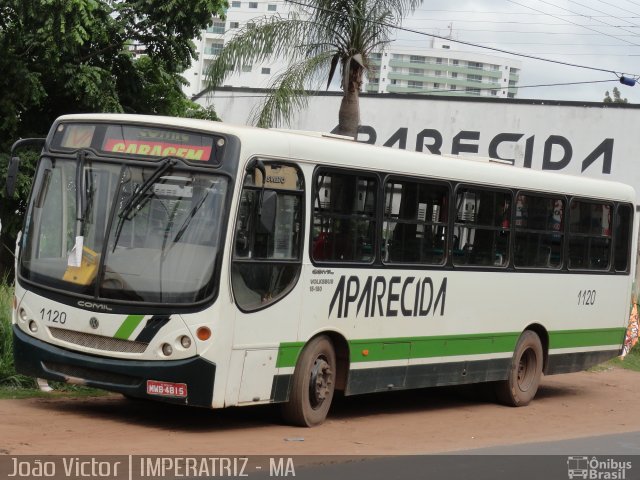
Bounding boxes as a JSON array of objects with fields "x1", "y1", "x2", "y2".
[{"x1": 55, "y1": 113, "x2": 636, "y2": 203}]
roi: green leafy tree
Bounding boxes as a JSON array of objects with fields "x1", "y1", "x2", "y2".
[
  {"x1": 0, "y1": 0, "x2": 225, "y2": 275},
  {"x1": 203, "y1": 0, "x2": 423, "y2": 137},
  {"x1": 603, "y1": 87, "x2": 629, "y2": 104}
]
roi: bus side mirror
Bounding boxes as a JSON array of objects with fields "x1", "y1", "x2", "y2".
[
  {"x1": 258, "y1": 190, "x2": 277, "y2": 235},
  {"x1": 6, "y1": 156, "x2": 20, "y2": 197}
]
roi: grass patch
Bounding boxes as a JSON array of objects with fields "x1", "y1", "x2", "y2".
[
  {"x1": 0, "y1": 282, "x2": 107, "y2": 398},
  {"x1": 603, "y1": 344, "x2": 640, "y2": 372},
  {"x1": 0, "y1": 386, "x2": 108, "y2": 400}
]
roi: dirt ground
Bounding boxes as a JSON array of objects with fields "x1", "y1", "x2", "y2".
[{"x1": 1, "y1": 367, "x2": 639, "y2": 456}]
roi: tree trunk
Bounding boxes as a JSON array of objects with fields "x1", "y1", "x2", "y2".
[{"x1": 335, "y1": 63, "x2": 363, "y2": 139}]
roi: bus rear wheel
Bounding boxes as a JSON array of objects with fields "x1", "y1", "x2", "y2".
[
  {"x1": 496, "y1": 330, "x2": 543, "y2": 407},
  {"x1": 282, "y1": 335, "x2": 336, "y2": 427}
]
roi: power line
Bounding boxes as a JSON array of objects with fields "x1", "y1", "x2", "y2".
[
  {"x1": 404, "y1": 18, "x2": 640, "y2": 27},
  {"x1": 506, "y1": 0, "x2": 640, "y2": 46},
  {"x1": 563, "y1": 0, "x2": 640, "y2": 32},
  {"x1": 283, "y1": 0, "x2": 639, "y2": 78},
  {"x1": 203, "y1": 79, "x2": 619, "y2": 98},
  {"x1": 592, "y1": 0, "x2": 640, "y2": 17}
]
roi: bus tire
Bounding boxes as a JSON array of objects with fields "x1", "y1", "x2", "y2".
[
  {"x1": 496, "y1": 330, "x2": 543, "y2": 407},
  {"x1": 282, "y1": 335, "x2": 336, "y2": 427}
]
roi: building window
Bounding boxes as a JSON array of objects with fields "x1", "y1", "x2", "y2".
[
  {"x1": 510, "y1": 67, "x2": 520, "y2": 74},
  {"x1": 408, "y1": 81, "x2": 424, "y2": 88},
  {"x1": 261, "y1": 67, "x2": 271, "y2": 74},
  {"x1": 409, "y1": 68, "x2": 423, "y2": 75},
  {"x1": 205, "y1": 40, "x2": 224, "y2": 56},
  {"x1": 206, "y1": 20, "x2": 226, "y2": 34},
  {"x1": 465, "y1": 87, "x2": 481, "y2": 95},
  {"x1": 231, "y1": 0, "x2": 241, "y2": 6},
  {"x1": 442, "y1": 45, "x2": 450, "y2": 49},
  {"x1": 371, "y1": 52, "x2": 382, "y2": 60},
  {"x1": 433, "y1": 83, "x2": 440, "y2": 89},
  {"x1": 467, "y1": 74, "x2": 482, "y2": 83},
  {"x1": 410, "y1": 55, "x2": 425, "y2": 64},
  {"x1": 450, "y1": 85, "x2": 457, "y2": 90},
  {"x1": 436, "y1": 57, "x2": 443, "y2": 64},
  {"x1": 268, "y1": 3, "x2": 277, "y2": 10},
  {"x1": 451, "y1": 72, "x2": 458, "y2": 78},
  {"x1": 491, "y1": 90, "x2": 497, "y2": 96},
  {"x1": 249, "y1": 1, "x2": 258, "y2": 7},
  {"x1": 452, "y1": 59, "x2": 459, "y2": 65},
  {"x1": 435, "y1": 71, "x2": 442, "y2": 77},
  {"x1": 230, "y1": 21, "x2": 240, "y2": 28}
]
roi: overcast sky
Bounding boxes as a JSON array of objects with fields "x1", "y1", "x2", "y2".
[{"x1": 390, "y1": 0, "x2": 640, "y2": 103}]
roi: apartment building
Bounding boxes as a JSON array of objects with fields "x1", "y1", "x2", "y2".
[
  {"x1": 365, "y1": 38, "x2": 521, "y2": 98},
  {"x1": 183, "y1": 0, "x2": 292, "y2": 98},
  {"x1": 184, "y1": 8, "x2": 522, "y2": 99}
]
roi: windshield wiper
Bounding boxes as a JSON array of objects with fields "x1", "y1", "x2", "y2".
[
  {"x1": 171, "y1": 188, "x2": 211, "y2": 245},
  {"x1": 75, "y1": 150, "x2": 88, "y2": 236},
  {"x1": 111, "y1": 157, "x2": 177, "y2": 251}
]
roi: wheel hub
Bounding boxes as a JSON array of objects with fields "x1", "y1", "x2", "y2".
[{"x1": 309, "y1": 356, "x2": 333, "y2": 409}]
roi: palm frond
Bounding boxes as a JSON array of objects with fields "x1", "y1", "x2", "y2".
[
  {"x1": 206, "y1": 13, "x2": 326, "y2": 89},
  {"x1": 250, "y1": 52, "x2": 334, "y2": 128}
]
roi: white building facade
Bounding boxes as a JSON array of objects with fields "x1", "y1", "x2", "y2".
[
  {"x1": 183, "y1": 0, "x2": 293, "y2": 98},
  {"x1": 365, "y1": 38, "x2": 521, "y2": 98}
]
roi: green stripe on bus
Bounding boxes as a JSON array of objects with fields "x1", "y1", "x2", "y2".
[
  {"x1": 549, "y1": 327, "x2": 626, "y2": 349},
  {"x1": 276, "y1": 342, "x2": 305, "y2": 368},
  {"x1": 113, "y1": 315, "x2": 145, "y2": 340},
  {"x1": 349, "y1": 332, "x2": 521, "y2": 363},
  {"x1": 276, "y1": 327, "x2": 626, "y2": 368}
]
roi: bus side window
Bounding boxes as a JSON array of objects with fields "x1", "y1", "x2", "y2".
[
  {"x1": 382, "y1": 178, "x2": 448, "y2": 265},
  {"x1": 614, "y1": 204, "x2": 632, "y2": 272},
  {"x1": 514, "y1": 194, "x2": 564, "y2": 269},
  {"x1": 453, "y1": 187, "x2": 511, "y2": 267},
  {"x1": 231, "y1": 162, "x2": 304, "y2": 311},
  {"x1": 568, "y1": 200, "x2": 612, "y2": 271},
  {"x1": 312, "y1": 170, "x2": 377, "y2": 263}
]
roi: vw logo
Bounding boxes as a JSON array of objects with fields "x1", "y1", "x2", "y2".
[{"x1": 89, "y1": 317, "x2": 99, "y2": 329}]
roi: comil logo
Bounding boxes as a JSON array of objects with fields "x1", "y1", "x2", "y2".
[{"x1": 567, "y1": 456, "x2": 632, "y2": 479}]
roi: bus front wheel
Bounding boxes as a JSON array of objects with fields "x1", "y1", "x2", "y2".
[
  {"x1": 496, "y1": 330, "x2": 543, "y2": 407},
  {"x1": 282, "y1": 335, "x2": 336, "y2": 427}
]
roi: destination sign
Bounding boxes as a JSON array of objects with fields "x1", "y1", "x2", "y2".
[{"x1": 52, "y1": 122, "x2": 220, "y2": 164}]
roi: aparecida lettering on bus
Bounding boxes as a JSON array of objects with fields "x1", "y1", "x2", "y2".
[{"x1": 329, "y1": 275, "x2": 447, "y2": 319}]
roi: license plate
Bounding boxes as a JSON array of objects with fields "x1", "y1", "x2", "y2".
[{"x1": 146, "y1": 380, "x2": 187, "y2": 398}]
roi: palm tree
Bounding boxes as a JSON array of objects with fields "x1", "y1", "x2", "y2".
[{"x1": 202, "y1": 0, "x2": 423, "y2": 137}]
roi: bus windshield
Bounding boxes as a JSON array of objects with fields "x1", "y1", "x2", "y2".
[{"x1": 20, "y1": 156, "x2": 229, "y2": 304}]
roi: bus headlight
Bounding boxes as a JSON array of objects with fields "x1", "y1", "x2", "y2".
[
  {"x1": 28, "y1": 320, "x2": 38, "y2": 333},
  {"x1": 161, "y1": 343, "x2": 173, "y2": 357},
  {"x1": 19, "y1": 307, "x2": 28, "y2": 322},
  {"x1": 180, "y1": 336, "x2": 191, "y2": 349}
]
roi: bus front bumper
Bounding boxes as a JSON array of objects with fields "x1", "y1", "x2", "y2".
[{"x1": 13, "y1": 325, "x2": 215, "y2": 407}]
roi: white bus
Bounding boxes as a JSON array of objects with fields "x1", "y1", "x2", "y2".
[{"x1": 9, "y1": 114, "x2": 636, "y2": 427}]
